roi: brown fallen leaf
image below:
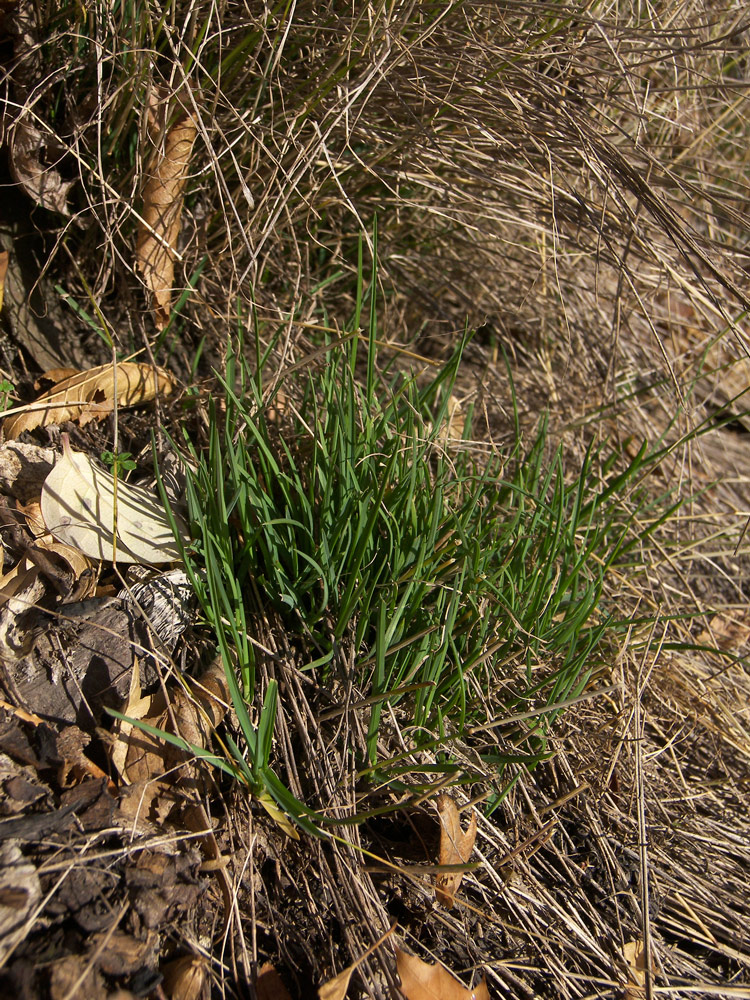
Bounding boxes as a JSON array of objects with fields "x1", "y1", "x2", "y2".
[
  {"x1": 0, "y1": 497, "x2": 97, "y2": 605},
  {"x1": 3, "y1": 362, "x2": 175, "y2": 438},
  {"x1": 9, "y1": 118, "x2": 75, "y2": 216},
  {"x1": 318, "y1": 923, "x2": 396, "y2": 1000},
  {"x1": 136, "y1": 101, "x2": 198, "y2": 330},
  {"x1": 697, "y1": 611, "x2": 750, "y2": 652},
  {"x1": 622, "y1": 938, "x2": 647, "y2": 999},
  {"x1": 48, "y1": 955, "x2": 108, "y2": 1000},
  {"x1": 396, "y1": 949, "x2": 489, "y2": 1000},
  {"x1": 90, "y1": 928, "x2": 158, "y2": 977},
  {"x1": 114, "y1": 658, "x2": 230, "y2": 824},
  {"x1": 0, "y1": 250, "x2": 8, "y2": 312},
  {"x1": 56, "y1": 725, "x2": 115, "y2": 792},
  {"x1": 256, "y1": 963, "x2": 293, "y2": 1000},
  {"x1": 161, "y1": 954, "x2": 209, "y2": 1000},
  {"x1": 435, "y1": 794, "x2": 478, "y2": 908}
]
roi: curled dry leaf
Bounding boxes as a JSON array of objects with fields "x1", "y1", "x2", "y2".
[
  {"x1": 435, "y1": 794, "x2": 478, "y2": 908},
  {"x1": 114, "y1": 657, "x2": 230, "y2": 824},
  {"x1": 136, "y1": 100, "x2": 198, "y2": 330},
  {"x1": 40, "y1": 435, "x2": 189, "y2": 564},
  {"x1": 6, "y1": 1, "x2": 75, "y2": 215},
  {"x1": 56, "y1": 726, "x2": 114, "y2": 791},
  {"x1": 396, "y1": 949, "x2": 489, "y2": 1000},
  {"x1": 0, "y1": 250, "x2": 8, "y2": 311},
  {"x1": 161, "y1": 954, "x2": 209, "y2": 1000},
  {"x1": 3, "y1": 362, "x2": 175, "y2": 439},
  {"x1": 0, "y1": 499, "x2": 97, "y2": 605},
  {"x1": 9, "y1": 119, "x2": 75, "y2": 216}
]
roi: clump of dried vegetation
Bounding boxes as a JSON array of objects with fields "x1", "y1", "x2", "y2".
[{"x1": 1, "y1": 1, "x2": 750, "y2": 998}]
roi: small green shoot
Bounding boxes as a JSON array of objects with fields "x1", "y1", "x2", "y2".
[
  {"x1": 101, "y1": 450, "x2": 138, "y2": 475},
  {"x1": 0, "y1": 380, "x2": 15, "y2": 412}
]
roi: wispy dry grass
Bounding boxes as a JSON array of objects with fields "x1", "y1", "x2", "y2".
[
  {"x1": 3, "y1": 1, "x2": 750, "y2": 997},
  {"x1": 7, "y1": 2, "x2": 747, "y2": 371}
]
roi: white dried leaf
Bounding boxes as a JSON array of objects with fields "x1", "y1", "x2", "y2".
[{"x1": 41, "y1": 436, "x2": 188, "y2": 564}]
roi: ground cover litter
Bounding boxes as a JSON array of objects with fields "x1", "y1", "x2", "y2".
[{"x1": 0, "y1": 2, "x2": 749, "y2": 998}]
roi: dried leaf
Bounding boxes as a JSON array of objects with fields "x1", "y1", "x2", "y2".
[
  {"x1": 9, "y1": 119, "x2": 75, "y2": 215},
  {"x1": 256, "y1": 963, "x2": 293, "y2": 1000},
  {"x1": 0, "y1": 841, "x2": 42, "y2": 965},
  {"x1": 136, "y1": 104, "x2": 198, "y2": 330},
  {"x1": 40, "y1": 435, "x2": 188, "y2": 564},
  {"x1": 396, "y1": 949, "x2": 489, "y2": 1000},
  {"x1": 56, "y1": 726, "x2": 114, "y2": 791},
  {"x1": 115, "y1": 658, "x2": 230, "y2": 824},
  {"x1": 435, "y1": 794, "x2": 477, "y2": 908},
  {"x1": 16, "y1": 498, "x2": 99, "y2": 601},
  {"x1": 0, "y1": 251, "x2": 8, "y2": 312},
  {"x1": 0, "y1": 555, "x2": 37, "y2": 607},
  {"x1": 49, "y1": 955, "x2": 108, "y2": 1000},
  {"x1": 318, "y1": 924, "x2": 396, "y2": 1000},
  {"x1": 622, "y1": 939, "x2": 646, "y2": 986},
  {"x1": 3, "y1": 362, "x2": 175, "y2": 439},
  {"x1": 161, "y1": 954, "x2": 208, "y2": 1000},
  {"x1": 697, "y1": 612, "x2": 750, "y2": 652},
  {"x1": 91, "y1": 929, "x2": 158, "y2": 977},
  {"x1": 318, "y1": 966, "x2": 354, "y2": 1000}
]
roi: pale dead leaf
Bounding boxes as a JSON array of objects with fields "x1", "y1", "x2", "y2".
[
  {"x1": 623, "y1": 939, "x2": 646, "y2": 985},
  {"x1": 622, "y1": 939, "x2": 647, "y2": 1000},
  {"x1": 697, "y1": 612, "x2": 750, "y2": 652},
  {"x1": 435, "y1": 794, "x2": 477, "y2": 908},
  {"x1": 3, "y1": 362, "x2": 175, "y2": 438},
  {"x1": 396, "y1": 949, "x2": 489, "y2": 1000},
  {"x1": 318, "y1": 965, "x2": 354, "y2": 1000},
  {"x1": 256, "y1": 963, "x2": 293, "y2": 1000},
  {"x1": 0, "y1": 250, "x2": 8, "y2": 312},
  {"x1": 318, "y1": 923, "x2": 396, "y2": 999},
  {"x1": 136, "y1": 104, "x2": 198, "y2": 330},
  {"x1": 40, "y1": 435, "x2": 189, "y2": 564}
]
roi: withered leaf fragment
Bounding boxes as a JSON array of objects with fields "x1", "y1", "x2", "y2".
[
  {"x1": 256, "y1": 963, "x2": 293, "y2": 1000},
  {"x1": 0, "y1": 251, "x2": 8, "y2": 311},
  {"x1": 396, "y1": 948, "x2": 490, "y2": 1000},
  {"x1": 3, "y1": 362, "x2": 175, "y2": 439},
  {"x1": 435, "y1": 793, "x2": 477, "y2": 908},
  {"x1": 136, "y1": 102, "x2": 198, "y2": 330}
]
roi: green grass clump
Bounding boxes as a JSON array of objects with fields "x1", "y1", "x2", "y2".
[{"x1": 173, "y1": 256, "x2": 671, "y2": 829}]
